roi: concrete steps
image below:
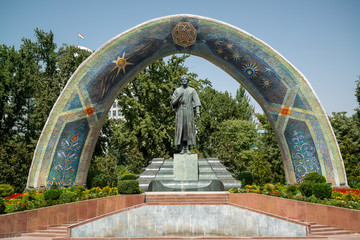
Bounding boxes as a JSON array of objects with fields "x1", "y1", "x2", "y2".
[
  {"x1": 291, "y1": 219, "x2": 357, "y2": 237},
  {"x1": 145, "y1": 191, "x2": 229, "y2": 204},
  {"x1": 3, "y1": 224, "x2": 72, "y2": 240}
]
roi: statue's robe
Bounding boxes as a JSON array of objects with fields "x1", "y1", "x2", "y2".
[{"x1": 171, "y1": 86, "x2": 201, "y2": 146}]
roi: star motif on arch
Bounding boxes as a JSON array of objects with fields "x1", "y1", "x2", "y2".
[
  {"x1": 111, "y1": 52, "x2": 133, "y2": 76},
  {"x1": 242, "y1": 62, "x2": 259, "y2": 79},
  {"x1": 84, "y1": 105, "x2": 95, "y2": 116},
  {"x1": 216, "y1": 48, "x2": 223, "y2": 54},
  {"x1": 261, "y1": 78, "x2": 271, "y2": 89},
  {"x1": 280, "y1": 105, "x2": 292, "y2": 117},
  {"x1": 232, "y1": 52, "x2": 241, "y2": 61}
]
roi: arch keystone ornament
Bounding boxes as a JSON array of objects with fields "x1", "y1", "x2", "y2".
[{"x1": 26, "y1": 14, "x2": 347, "y2": 189}]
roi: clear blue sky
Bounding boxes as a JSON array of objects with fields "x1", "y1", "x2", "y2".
[{"x1": 1, "y1": 0, "x2": 359, "y2": 115}]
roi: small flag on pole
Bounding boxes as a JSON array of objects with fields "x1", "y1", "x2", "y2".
[{"x1": 78, "y1": 32, "x2": 85, "y2": 40}]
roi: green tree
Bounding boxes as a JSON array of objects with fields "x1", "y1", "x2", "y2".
[
  {"x1": 197, "y1": 86, "x2": 254, "y2": 157},
  {"x1": 235, "y1": 86, "x2": 254, "y2": 122},
  {"x1": 254, "y1": 113, "x2": 285, "y2": 184},
  {"x1": 0, "y1": 140, "x2": 33, "y2": 192},
  {"x1": 210, "y1": 119, "x2": 258, "y2": 176},
  {"x1": 329, "y1": 112, "x2": 360, "y2": 184}
]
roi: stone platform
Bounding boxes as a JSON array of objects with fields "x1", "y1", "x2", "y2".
[
  {"x1": 138, "y1": 157, "x2": 241, "y2": 191},
  {"x1": 2, "y1": 192, "x2": 359, "y2": 239}
]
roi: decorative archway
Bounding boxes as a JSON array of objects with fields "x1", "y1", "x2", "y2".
[{"x1": 26, "y1": 14, "x2": 347, "y2": 188}]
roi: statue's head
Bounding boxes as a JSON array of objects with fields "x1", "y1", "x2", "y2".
[{"x1": 181, "y1": 75, "x2": 189, "y2": 85}]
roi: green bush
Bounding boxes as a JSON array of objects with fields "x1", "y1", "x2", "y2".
[
  {"x1": 92, "y1": 173, "x2": 109, "y2": 188},
  {"x1": 86, "y1": 169, "x2": 105, "y2": 188},
  {"x1": 299, "y1": 181, "x2": 313, "y2": 197},
  {"x1": 50, "y1": 183, "x2": 59, "y2": 189},
  {"x1": 237, "y1": 171, "x2": 254, "y2": 186},
  {"x1": 119, "y1": 173, "x2": 137, "y2": 181},
  {"x1": 117, "y1": 180, "x2": 141, "y2": 194},
  {"x1": 313, "y1": 182, "x2": 332, "y2": 199},
  {"x1": 264, "y1": 183, "x2": 275, "y2": 192},
  {"x1": 286, "y1": 184, "x2": 298, "y2": 195},
  {"x1": 0, "y1": 199, "x2": 5, "y2": 214},
  {"x1": 59, "y1": 191, "x2": 76, "y2": 203},
  {"x1": 44, "y1": 189, "x2": 61, "y2": 201},
  {"x1": 0, "y1": 184, "x2": 14, "y2": 198},
  {"x1": 304, "y1": 172, "x2": 326, "y2": 183}
]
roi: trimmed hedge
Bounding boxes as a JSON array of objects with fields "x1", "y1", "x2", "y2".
[
  {"x1": 119, "y1": 174, "x2": 137, "y2": 181},
  {"x1": 313, "y1": 182, "x2": 332, "y2": 199},
  {"x1": 117, "y1": 180, "x2": 141, "y2": 194},
  {"x1": 304, "y1": 172, "x2": 326, "y2": 183},
  {"x1": 44, "y1": 189, "x2": 61, "y2": 201},
  {"x1": 237, "y1": 171, "x2": 253, "y2": 186},
  {"x1": 299, "y1": 181, "x2": 313, "y2": 197}
]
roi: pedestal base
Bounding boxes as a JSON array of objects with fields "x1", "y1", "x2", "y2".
[{"x1": 174, "y1": 154, "x2": 198, "y2": 181}]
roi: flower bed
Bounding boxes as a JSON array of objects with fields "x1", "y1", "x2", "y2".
[
  {"x1": 229, "y1": 184, "x2": 360, "y2": 210},
  {"x1": 2, "y1": 186, "x2": 119, "y2": 214}
]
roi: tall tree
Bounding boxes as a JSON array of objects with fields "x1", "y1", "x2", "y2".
[
  {"x1": 235, "y1": 86, "x2": 254, "y2": 122},
  {"x1": 210, "y1": 119, "x2": 258, "y2": 177},
  {"x1": 197, "y1": 86, "x2": 249, "y2": 157},
  {"x1": 329, "y1": 112, "x2": 360, "y2": 185},
  {"x1": 253, "y1": 113, "x2": 284, "y2": 184}
]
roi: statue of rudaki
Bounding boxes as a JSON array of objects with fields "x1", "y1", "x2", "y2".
[{"x1": 171, "y1": 75, "x2": 201, "y2": 154}]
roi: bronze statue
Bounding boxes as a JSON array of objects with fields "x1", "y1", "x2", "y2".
[{"x1": 171, "y1": 75, "x2": 201, "y2": 154}]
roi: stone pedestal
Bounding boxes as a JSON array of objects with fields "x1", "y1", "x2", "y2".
[{"x1": 174, "y1": 154, "x2": 198, "y2": 181}]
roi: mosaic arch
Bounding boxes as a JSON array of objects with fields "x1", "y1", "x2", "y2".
[{"x1": 26, "y1": 14, "x2": 347, "y2": 189}]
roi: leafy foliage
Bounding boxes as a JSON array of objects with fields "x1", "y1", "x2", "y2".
[
  {"x1": 303, "y1": 171, "x2": 326, "y2": 183},
  {"x1": 0, "y1": 184, "x2": 14, "y2": 198},
  {"x1": 329, "y1": 112, "x2": 360, "y2": 184},
  {"x1": 313, "y1": 182, "x2": 332, "y2": 199},
  {"x1": 117, "y1": 180, "x2": 141, "y2": 194},
  {"x1": 210, "y1": 119, "x2": 257, "y2": 177},
  {"x1": 237, "y1": 171, "x2": 254, "y2": 186},
  {"x1": 286, "y1": 185, "x2": 298, "y2": 195},
  {"x1": 299, "y1": 181, "x2": 313, "y2": 197},
  {"x1": 44, "y1": 189, "x2": 61, "y2": 201},
  {"x1": 119, "y1": 174, "x2": 137, "y2": 181}
]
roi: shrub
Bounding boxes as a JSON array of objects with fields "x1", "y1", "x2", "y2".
[
  {"x1": 119, "y1": 173, "x2": 137, "y2": 181},
  {"x1": 237, "y1": 171, "x2": 254, "y2": 186},
  {"x1": 349, "y1": 180, "x2": 358, "y2": 189},
  {"x1": 59, "y1": 191, "x2": 76, "y2": 203},
  {"x1": 304, "y1": 172, "x2": 326, "y2": 183},
  {"x1": 117, "y1": 180, "x2": 141, "y2": 194},
  {"x1": 299, "y1": 181, "x2": 313, "y2": 197},
  {"x1": 92, "y1": 173, "x2": 109, "y2": 188},
  {"x1": 0, "y1": 199, "x2": 5, "y2": 214},
  {"x1": 50, "y1": 183, "x2": 59, "y2": 189},
  {"x1": 286, "y1": 184, "x2": 298, "y2": 195},
  {"x1": 44, "y1": 189, "x2": 61, "y2": 201},
  {"x1": 0, "y1": 184, "x2": 14, "y2": 198},
  {"x1": 343, "y1": 193, "x2": 357, "y2": 201},
  {"x1": 264, "y1": 183, "x2": 275, "y2": 192},
  {"x1": 313, "y1": 182, "x2": 332, "y2": 199},
  {"x1": 86, "y1": 169, "x2": 105, "y2": 188}
]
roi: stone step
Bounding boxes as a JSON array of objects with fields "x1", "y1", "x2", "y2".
[
  {"x1": 311, "y1": 226, "x2": 343, "y2": 232},
  {"x1": 311, "y1": 230, "x2": 355, "y2": 235},
  {"x1": 145, "y1": 192, "x2": 229, "y2": 203},
  {"x1": 21, "y1": 232, "x2": 66, "y2": 237},
  {"x1": 36, "y1": 229, "x2": 67, "y2": 234}
]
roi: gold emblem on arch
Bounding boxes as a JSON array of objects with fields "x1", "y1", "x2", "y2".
[{"x1": 172, "y1": 22, "x2": 197, "y2": 47}]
